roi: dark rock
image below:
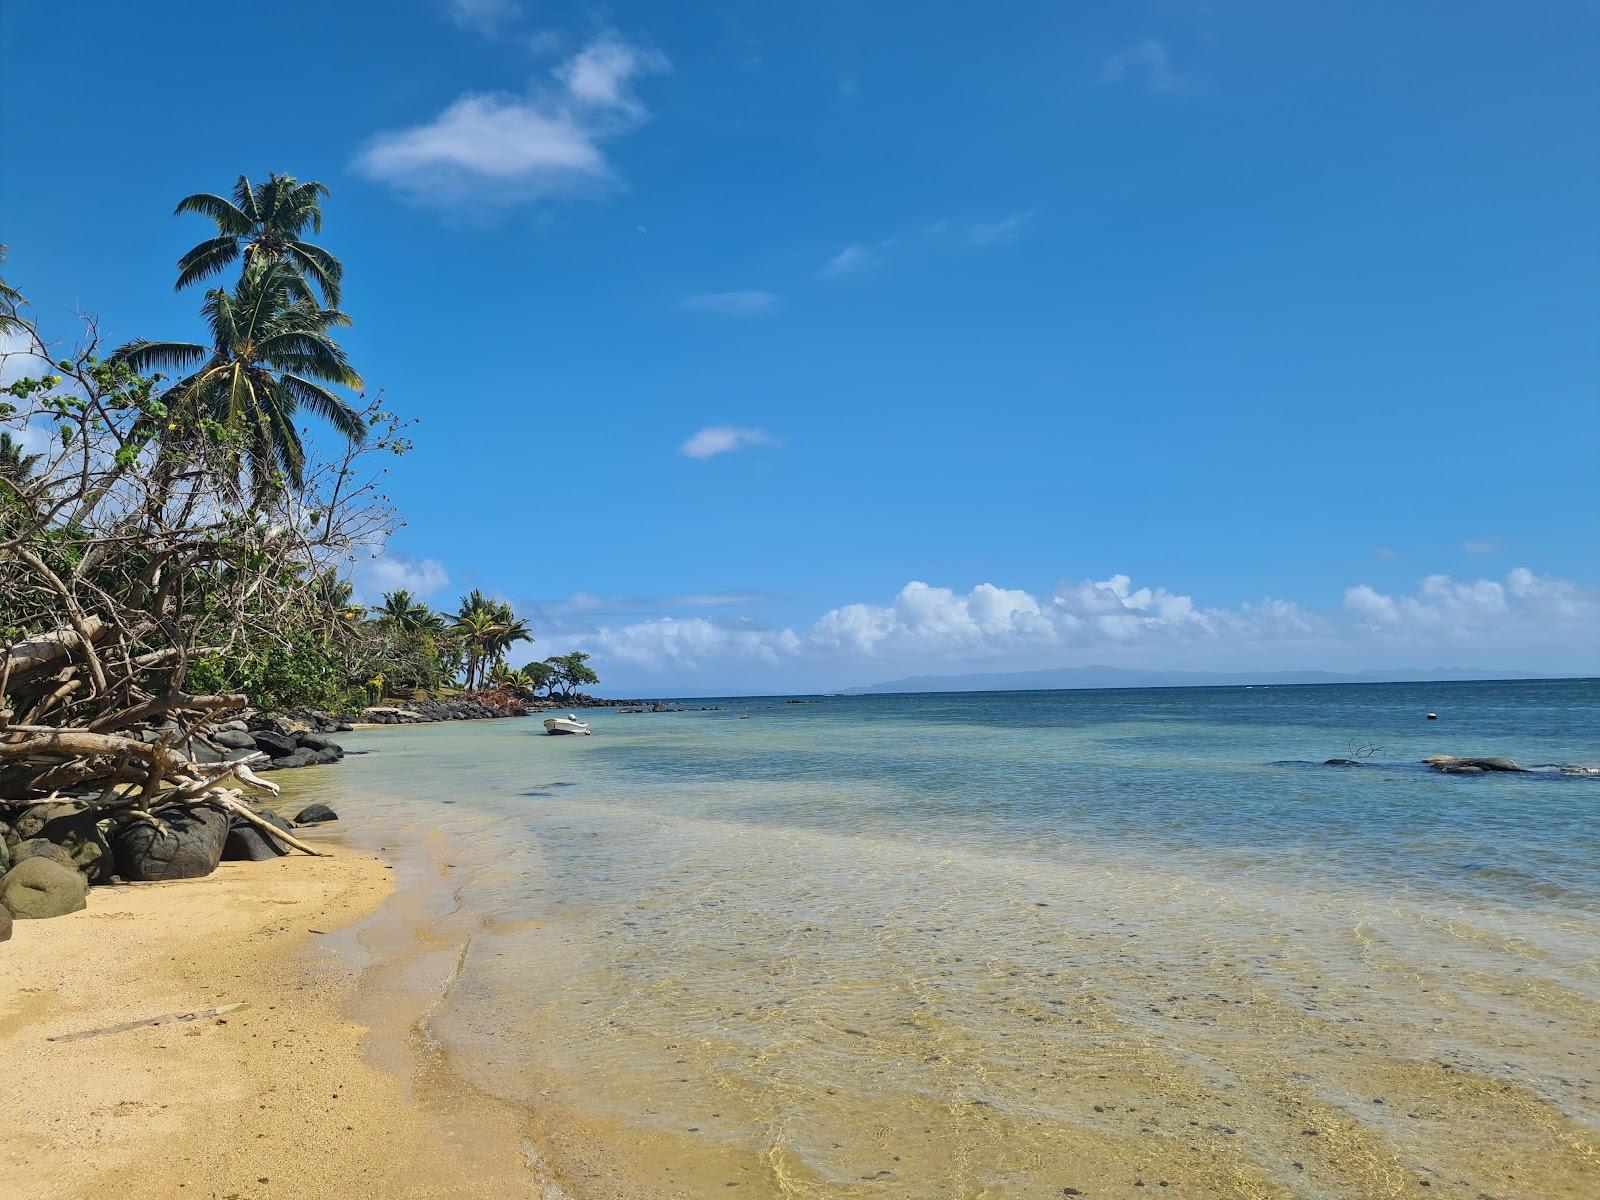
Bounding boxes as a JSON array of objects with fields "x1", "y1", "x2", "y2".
[
  {"x1": 0, "y1": 904, "x2": 10, "y2": 941},
  {"x1": 223, "y1": 809, "x2": 295, "y2": 862},
  {"x1": 110, "y1": 805, "x2": 229, "y2": 881},
  {"x1": 1323, "y1": 758, "x2": 1363, "y2": 766},
  {"x1": 335, "y1": 722, "x2": 354, "y2": 733},
  {"x1": 272, "y1": 751, "x2": 312, "y2": 770},
  {"x1": 306, "y1": 746, "x2": 342, "y2": 765},
  {"x1": 212, "y1": 729, "x2": 259, "y2": 751},
  {"x1": 294, "y1": 803, "x2": 337, "y2": 825},
  {"x1": 1, "y1": 857, "x2": 88, "y2": 919},
  {"x1": 296, "y1": 733, "x2": 340, "y2": 754},
  {"x1": 214, "y1": 719, "x2": 249, "y2": 734},
  {"x1": 252, "y1": 730, "x2": 300, "y2": 758},
  {"x1": 13, "y1": 802, "x2": 111, "y2": 882},
  {"x1": 1424, "y1": 755, "x2": 1529, "y2": 774}
]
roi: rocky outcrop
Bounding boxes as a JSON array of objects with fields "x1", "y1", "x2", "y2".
[
  {"x1": 1, "y1": 857, "x2": 88, "y2": 919},
  {"x1": 110, "y1": 805, "x2": 230, "y2": 881}
]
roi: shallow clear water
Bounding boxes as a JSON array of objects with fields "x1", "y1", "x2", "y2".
[{"x1": 288, "y1": 681, "x2": 1600, "y2": 1198}]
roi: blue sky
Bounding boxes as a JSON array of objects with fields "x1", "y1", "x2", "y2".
[{"x1": 3, "y1": 1, "x2": 1596, "y2": 693}]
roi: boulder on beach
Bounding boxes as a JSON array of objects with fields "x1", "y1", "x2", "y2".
[
  {"x1": 212, "y1": 729, "x2": 259, "y2": 751},
  {"x1": 223, "y1": 808, "x2": 295, "y2": 862},
  {"x1": 10, "y1": 839, "x2": 78, "y2": 872},
  {"x1": 110, "y1": 805, "x2": 230, "y2": 881},
  {"x1": 0, "y1": 903, "x2": 11, "y2": 941},
  {"x1": 11, "y1": 801, "x2": 112, "y2": 882},
  {"x1": 0, "y1": 857, "x2": 88, "y2": 919},
  {"x1": 294, "y1": 803, "x2": 337, "y2": 825}
]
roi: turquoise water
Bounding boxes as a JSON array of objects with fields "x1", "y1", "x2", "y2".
[{"x1": 291, "y1": 680, "x2": 1600, "y2": 1198}]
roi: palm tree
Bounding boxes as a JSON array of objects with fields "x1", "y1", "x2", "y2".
[
  {"x1": 0, "y1": 432, "x2": 42, "y2": 482},
  {"x1": 449, "y1": 591, "x2": 532, "y2": 690},
  {"x1": 0, "y1": 245, "x2": 24, "y2": 334},
  {"x1": 374, "y1": 589, "x2": 430, "y2": 630},
  {"x1": 114, "y1": 258, "x2": 365, "y2": 491},
  {"x1": 174, "y1": 174, "x2": 343, "y2": 304}
]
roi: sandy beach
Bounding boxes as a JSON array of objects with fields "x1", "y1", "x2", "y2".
[{"x1": 0, "y1": 835, "x2": 539, "y2": 1200}]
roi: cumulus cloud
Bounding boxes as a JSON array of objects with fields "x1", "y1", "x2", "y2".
[
  {"x1": 586, "y1": 617, "x2": 801, "y2": 670},
  {"x1": 679, "y1": 290, "x2": 778, "y2": 315},
  {"x1": 679, "y1": 426, "x2": 779, "y2": 459},
  {"x1": 1344, "y1": 569, "x2": 1596, "y2": 645},
  {"x1": 353, "y1": 33, "x2": 667, "y2": 209},
  {"x1": 1097, "y1": 39, "x2": 1182, "y2": 92},
  {"x1": 350, "y1": 552, "x2": 451, "y2": 604}
]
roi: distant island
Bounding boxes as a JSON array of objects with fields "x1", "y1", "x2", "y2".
[{"x1": 844, "y1": 665, "x2": 1568, "y2": 695}]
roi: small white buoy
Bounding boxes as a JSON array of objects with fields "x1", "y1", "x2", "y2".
[{"x1": 1426, "y1": 712, "x2": 1438, "y2": 720}]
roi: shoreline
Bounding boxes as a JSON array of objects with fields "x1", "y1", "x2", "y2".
[{"x1": 0, "y1": 823, "x2": 546, "y2": 1200}]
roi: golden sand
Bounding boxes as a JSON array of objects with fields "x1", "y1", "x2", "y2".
[{"x1": 0, "y1": 839, "x2": 539, "y2": 1200}]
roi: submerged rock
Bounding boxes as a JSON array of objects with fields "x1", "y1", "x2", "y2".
[
  {"x1": 294, "y1": 803, "x2": 337, "y2": 825},
  {"x1": 111, "y1": 806, "x2": 229, "y2": 881},
  {"x1": 0, "y1": 858, "x2": 88, "y2": 919},
  {"x1": 1424, "y1": 755, "x2": 1528, "y2": 774}
]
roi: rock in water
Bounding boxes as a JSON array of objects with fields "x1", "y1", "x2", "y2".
[
  {"x1": 0, "y1": 858, "x2": 88, "y2": 919},
  {"x1": 111, "y1": 806, "x2": 230, "y2": 881},
  {"x1": 251, "y1": 730, "x2": 300, "y2": 759},
  {"x1": 223, "y1": 809, "x2": 295, "y2": 862},
  {"x1": 294, "y1": 803, "x2": 338, "y2": 825}
]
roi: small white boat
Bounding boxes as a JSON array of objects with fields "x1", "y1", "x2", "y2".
[{"x1": 543, "y1": 714, "x2": 591, "y2": 736}]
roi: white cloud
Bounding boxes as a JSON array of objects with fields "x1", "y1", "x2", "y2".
[
  {"x1": 1097, "y1": 39, "x2": 1181, "y2": 93},
  {"x1": 448, "y1": 0, "x2": 522, "y2": 36},
  {"x1": 679, "y1": 426, "x2": 779, "y2": 459},
  {"x1": 1344, "y1": 569, "x2": 1596, "y2": 643},
  {"x1": 965, "y1": 212, "x2": 1032, "y2": 246},
  {"x1": 680, "y1": 290, "x2": 778, "y2": 315},
  {"x1": 354, "y1": 33, "x2": 667, "y2": 210},
  {"x1": 821, "y1": 244, "x2": 869, "y2": 277},
  {"x1": 350, "y1": 552, "x2": 450, "y2": 604},
  {"x1": 586, "y1": 617, "x2": 801, "y2": 670}
]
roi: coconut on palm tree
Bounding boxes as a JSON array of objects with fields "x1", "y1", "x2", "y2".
[
  {"x1": 114, "y1": 258, "x2": 365, "y2": 491},
  {"x1": 174, "y1": 174, "x2": 344, "y2": 304}
]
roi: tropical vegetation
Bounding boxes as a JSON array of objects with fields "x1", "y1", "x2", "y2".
[{"x1": 0, "y1": 175, "x2": 603, "y2": 816}]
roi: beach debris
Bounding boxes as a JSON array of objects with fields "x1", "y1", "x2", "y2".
[{"x1": 47, "y1": 1001, "x2": 249, "y2": 1042}]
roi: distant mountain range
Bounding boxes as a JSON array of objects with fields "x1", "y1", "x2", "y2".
[{"x1": 843, "y1": 665, "x2": 1567, "y2": 695}]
